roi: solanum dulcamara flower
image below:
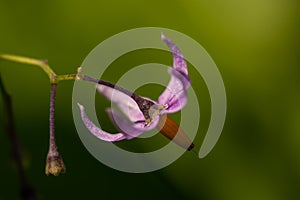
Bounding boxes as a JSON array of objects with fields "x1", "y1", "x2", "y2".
[{"x1": 77, "y1": 33, "x2": 194, "y2": 151}]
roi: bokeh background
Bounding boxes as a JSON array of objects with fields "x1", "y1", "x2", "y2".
[{"x1": 0, "y1": 0, "x2": 299, "y2": 199}]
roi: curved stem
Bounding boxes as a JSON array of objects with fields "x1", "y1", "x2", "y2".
[
  {"x1": 0, "y1": 53, "x2": 78, "y2": 84},
  {"x1": 0, "y1": 53, "x2": 56, "y2": 81},
  {"x1": 0, "y1": 53, "x2": 160, "y2": 123}
]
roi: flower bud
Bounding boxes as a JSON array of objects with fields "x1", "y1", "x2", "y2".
[{"x1": 45, "y1": 151, "x2": 66, "y2": 176}]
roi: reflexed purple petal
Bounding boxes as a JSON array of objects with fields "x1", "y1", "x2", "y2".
[
  {"x1": 106, "y1": 108, "x2": 143, "y2": 139},
  {"x1": 159, "y1": 34, "x2": 191, "y2": 113},
  {"x1": 158, "y1": 68, "x2": 188, "y2": 114},
  {"x1": 169, "y1": 67, "x2": 190, "y2": 89},
  {"x1": 107, "y1": 108, "x2": 159, "y2": 139},
  {"x1": 77, "y1": 103, "x2": 126, "y2": 142},
  {"x1": 97, "y1": 85, "x2": 144, "y2": 122},
  {"x1": 161, "y1": 33, "x2": 189, "y2": 82}
]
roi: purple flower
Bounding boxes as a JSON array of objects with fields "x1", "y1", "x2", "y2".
[{"x1": 78, "y1": 33, "x2": 194, "y2": 150}]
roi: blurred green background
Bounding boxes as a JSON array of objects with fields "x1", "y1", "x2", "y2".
[{"x1": 0, "y1": 0, "x2": 299, "y2": 199}]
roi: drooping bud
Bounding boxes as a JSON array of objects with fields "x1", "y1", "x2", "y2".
[
  {"x1": 45, "y1": 84, "x2": 66, "y2": 176},
  {"x1": 45, "y1": 150, "x2": 66, "y2": 176}
]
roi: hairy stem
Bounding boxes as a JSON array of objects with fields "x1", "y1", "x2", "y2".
[
  {"x1": 49, "y1": 84, "x2": 57, "y2": 152},
  {"x1": 45, "y1": 84, "x2": 66, "y2": 176}
]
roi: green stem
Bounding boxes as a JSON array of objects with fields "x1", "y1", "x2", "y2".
[
  {"x1": 0, "y1": 53, "x2": 75, "y2": 177},
  {"x1": 56, "y1": 74, "x2": 77, "y2": 82},
  {"x1": 0, "y1": 53, "x2": 77, "y2": 84}
]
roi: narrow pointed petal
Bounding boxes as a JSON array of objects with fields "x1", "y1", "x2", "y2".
[
  {"x1": 77, "y1": 103, "x2": 126, "y2": 142},
  {"x1": 160, "y1": 34, "x2": 191, "y2": 113},
  {"x1": 158, "y1": 68, "x2": 188, "y2": 114},
  {"x1": 97, "y1": 85, "x2": 144, "y2": 122},
  {"x1": 107, "y1": 108, "x2": 159, "y2": 139},
  {"x1": 161, "y1": 33, "x2": 190, "y2": 85}
]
